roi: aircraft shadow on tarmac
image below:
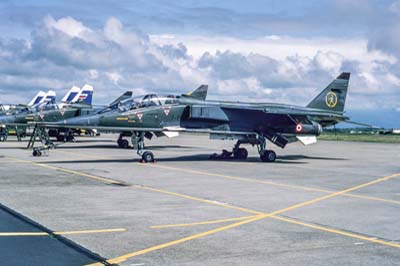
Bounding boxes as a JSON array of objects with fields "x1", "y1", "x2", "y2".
[
  {"x1": 57, "y1": 144, "x2": 198, "y2": 150},
  {"x1": 43, "y1": 154, "x2": 346, "y2": 165}
]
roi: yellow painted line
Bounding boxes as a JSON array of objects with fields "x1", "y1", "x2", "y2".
[
  {"x1": 0, "y1": 232, "x2": 48, "y2": 236},
  {"x1": 271, "y1": 215, "x2": 400, "y2": 248},
  {"x1": 144, "y1": 164, "x2": 400, "y2": 206},
  {"x1": 55, "y1": 228, "x2": 127, "y2": 235},
  {"x1": 87, "y1": 215, "x2": 264, "y2": 266},
  {"x1": 87, "y1": 172, "x2": 400, "y2": 265},
  {"x1": 6, "y1": 156, "x2": 260, "y2": 215},
  {"x1": 7, "y1": 157, "x2": 126, "y2": 185},
  {"x1": 134, "y1": 184, "x2": 263, "y2": 215},
  {"x1": 7, "y1": 152, "x2": 400, "y2": 262},
  {"x1": 144, "y1": 164, "x2": 329, "y2": 193},
  {"x1": 344, "y1": 193, "x2": 400, "y2": 205},
  {"x1": 55, "y1": 148, "x2": 400, "y2": 206},
  {"x1": 150, "y1": 215, "x2": 257, "y2": 229},
  {"x1": 0, "y1": 228, "x2": 127, "y2": 237}
]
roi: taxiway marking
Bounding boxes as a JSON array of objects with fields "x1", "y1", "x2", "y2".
[
  {"x1": 50, "y1": 148, "x2": 400, "y2": 206},
  {"x1": 7, "y1": 157, "x2": 127, "y2": 186},
  {"x1": 135, "y1": 185, "x2": 263, "y2": 215},
  {"x1": 143, "y1": 164, "x2": 400, "y2": 206},
  {"x1": 6, "y1": 155, "x2": 400, "y2": 264},
  {"x1": 150, "y1": 215, "x2": 257, "y2": 229},
  {"x1": 88, "y1": 172, "x2": 400, "y2": 265},
  {"x1": 0, "y1": 228, "x2": 127, "y2": 237},
  {"x1": 271, "y1": 215, "x2": 400, "y2": 248}
]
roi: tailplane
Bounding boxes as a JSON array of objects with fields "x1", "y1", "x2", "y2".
[{"x1": 307, "y1": 72, "x2": 350, "y2": 113}]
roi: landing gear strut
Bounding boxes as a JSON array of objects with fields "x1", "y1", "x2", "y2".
[
  {"x1": 132, "y1": 132, "x2": 155, "y2": 163},
  {"x1": 257, "y1": 135, "x2": 276, "y2": 162}
]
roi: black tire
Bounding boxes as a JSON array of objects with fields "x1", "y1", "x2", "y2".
[
  {"x1": 118, "y1": 139, "x2": 129, "y2": 149},
  {"x1": 260, "y1": 150, "x2": 276, "y2": 162},
  {"x1": 66, "y1": 135, "x2": 75, "y2": 142},
  {"x1": 56, "y1": 135, "x2": 65, "y2": 142},
  {"x1": 142, "y1": 151, "x2": 154, "y2": 163},
  {"x1": 233, "y1": 148, "x2": 248, "y2": 160},
  {"x1": 32, "y1": 149, "x2": 42, "y2": 157}
]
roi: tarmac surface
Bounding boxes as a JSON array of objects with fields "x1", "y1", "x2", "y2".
[{"x1": 0, "y1": 133, "x2": 399, "y2": 266}]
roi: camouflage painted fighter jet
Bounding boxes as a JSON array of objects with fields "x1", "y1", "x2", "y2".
[
  {"x1": 0, "y1": 85, "x2": 94, "y2": 142},
  {"x1": 32, "y1": 72, "x2": 351, "y2": 163}
]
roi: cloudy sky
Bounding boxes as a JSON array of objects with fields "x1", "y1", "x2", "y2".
[{"x1": 0, "y1": 0, "x2": 399, "y2": 127}]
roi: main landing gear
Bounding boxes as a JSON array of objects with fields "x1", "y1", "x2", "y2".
[
  {"x1": 209, "y1": 140, "x2": 248, "y2": 160},
  {"x1": 117, "y1": 133, "x2": 130, "y2": 149},
  {"x1": 210, "y1": 135, "x2": 277, "y2": 163},
  {"x1": 132, "y1": 132, "x2": 155, "y2": 163},
  {"x1": 257, "y1": 135, "x2": 276, "y2": 163}
]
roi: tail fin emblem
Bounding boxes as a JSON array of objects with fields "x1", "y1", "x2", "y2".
[{"x1": 325, "y1": 91, "x2": 338, "y2": 108}]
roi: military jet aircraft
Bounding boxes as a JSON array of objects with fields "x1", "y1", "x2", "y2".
[
  {"x1": 0, "y1": 85, "x2": 94, "y2": 142},
  {"x1": 32, "y1": 72, "x2": 351, "y2": 163}
]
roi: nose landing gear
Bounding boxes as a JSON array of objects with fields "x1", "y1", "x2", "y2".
[{"x1": 132, "y1": 132, "x2": 156, "y2": 163}]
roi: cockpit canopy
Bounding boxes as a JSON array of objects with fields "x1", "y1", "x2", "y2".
[{"x1": 100, "y1": 94, "x2": 179, "y2": 114}]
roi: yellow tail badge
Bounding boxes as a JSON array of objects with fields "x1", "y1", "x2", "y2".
[{"x1": 325, "y1": 91, "x2": 338, "y2": 108}]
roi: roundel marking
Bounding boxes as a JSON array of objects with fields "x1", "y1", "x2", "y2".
[{"x1": 325, "y1": 91, "x2": 338, "y2": 108}]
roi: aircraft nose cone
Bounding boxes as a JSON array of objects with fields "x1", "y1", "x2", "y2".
[{"x1": 0, "y1": 115, "x2": 15, "y2": 124}]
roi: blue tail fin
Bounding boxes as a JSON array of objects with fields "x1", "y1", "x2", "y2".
[
  {"x1": 62, "y1": 86, "x2": 81, "y2": 103},
  {"x1": 76, "y1": 84, "x2": 94, "y2": 105}
]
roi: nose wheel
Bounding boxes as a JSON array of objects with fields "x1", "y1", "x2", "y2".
[{"x1": 133, "y1": 132, "x2": 156, "y2": 163}]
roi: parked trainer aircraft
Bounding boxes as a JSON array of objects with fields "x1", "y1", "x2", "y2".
[{"x1": 31, "y1": 73, "x2": 352, "y2": 163}]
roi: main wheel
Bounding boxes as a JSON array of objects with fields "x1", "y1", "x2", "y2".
[
  {"x1": 66, "y1": 135, "x2": 75, "y2": 142},
  {"x1": 118, "y1": 139, "x2": 129, "y2": 149},
  {"x1": 260, "y1": 150, "x2": 276, "y2": 162},
  {"x1": 32, "y1": 149, "x2": 42, "y2": 157},
  {"x1": 141, "y1": 151, "x2": 155, "y2": 163},
  {"x1": 233, "y1": 148, "x2": 248, "y2": 159},
  {"x1": 57, "y1": 135, "x2": 65, "y2": 142}
]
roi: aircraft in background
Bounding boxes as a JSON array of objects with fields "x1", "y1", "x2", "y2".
[
  {"x1": 0, "y1": 85, "x2": 95, "y2": 142},
  {"x1": 31, "y1": 73, "x2": 352, "y2": 163}
]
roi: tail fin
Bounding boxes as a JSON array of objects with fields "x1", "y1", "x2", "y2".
[
  {"x1": 43, "y1": 90, "x2": 56, "y2": 103},
  {"x1": 28, "y1": 91, "x2": 47, "y2": 106},
  {"x1": 62, "y1": 86, "x2": 81, "y2": 103},
  {"x1": 182, "y1": 85, "x2": 208, "y2": 100},
  {"x1": 74, "y1": 84, "x2": 94, "y2": 104},
  {"x1": 109, "y1": 91, "x2": 133, "y2": 107},
  {"x1": 307, "y1": 72, "x2": 350, "y2": 113}
]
